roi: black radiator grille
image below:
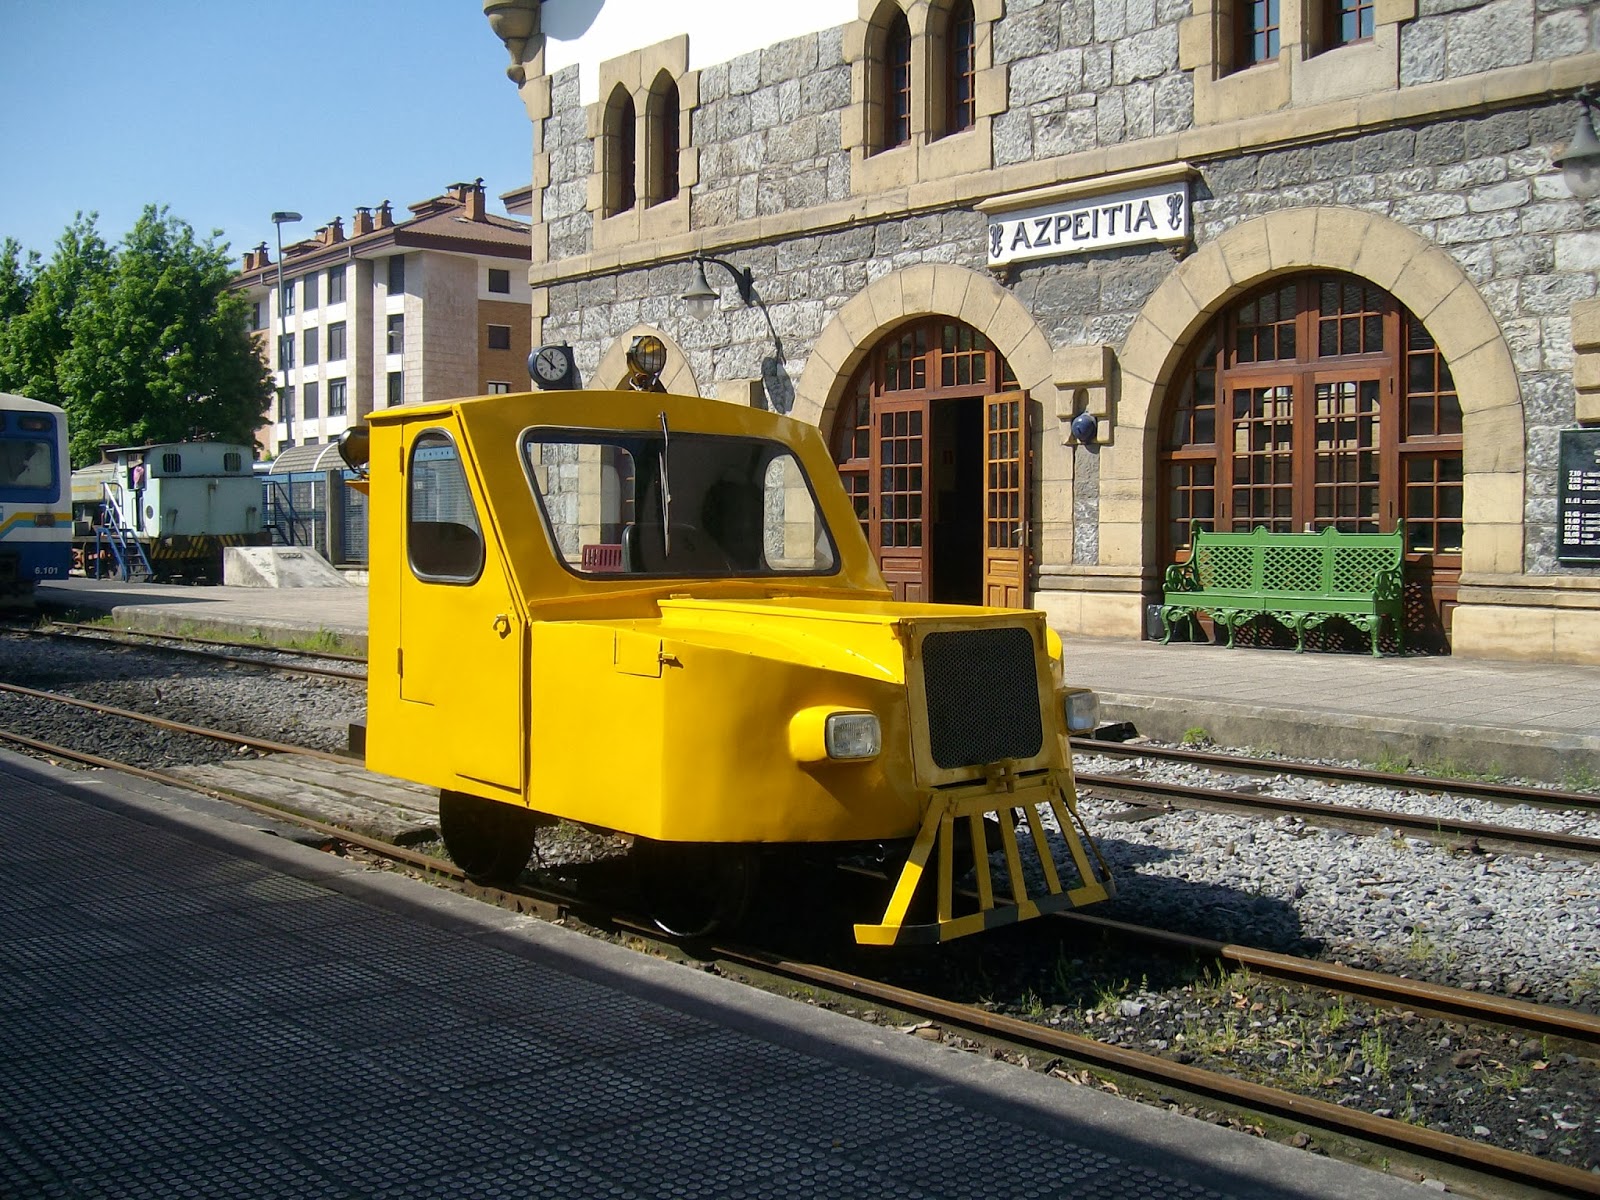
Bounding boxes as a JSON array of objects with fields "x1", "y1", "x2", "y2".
[{"x1": 920, "y1": 627, "x2": 1044, "y2": 769}]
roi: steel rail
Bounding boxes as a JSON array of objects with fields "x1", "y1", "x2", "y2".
[
  {"x1": 15, "y1": 625, "x2": 365, "y2": 681},
  {"x1": 47, "y1": 620, "x2": 366, "y2": 662},
  {"x1": 1053, "y1": 911, "x2": 1600, "y2": 1046},
  {"x1": 4, "y1": 724, "x2": 1594, "y2": 1196},
  {"x1": 1074, "y1": 737, "x2": 1600, "y2": 813},
  {"x1": 1076, "y1": 769, "x2": 1600, "y2": 855},
  {"x1": 0, "y1": 680, "x2": 357, "y2": 763},
  {"x1": 709, "y1": 942, "x2": 1600, "y2": 1199}
]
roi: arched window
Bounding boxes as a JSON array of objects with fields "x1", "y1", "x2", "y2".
[
  {"x1": 604, "y1": 85, "x2": 637, "y2": 216},
  {"x1": 872, "y1": 7, "x2": 913, "y2": 153},
  {"x1": 941, "y1": 0, "x2": 976, "y2": 137},
  {"x1": 645, "y1": 73, "x2": 680, "y2": 206},
  {"x1": 1161, "y1": 273, "x2": 1463, "y2": 641}
]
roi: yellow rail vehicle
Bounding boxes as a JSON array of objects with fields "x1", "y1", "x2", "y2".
[{"x1": 352, "y1": 371, "x2": 1112, "y2": 945}]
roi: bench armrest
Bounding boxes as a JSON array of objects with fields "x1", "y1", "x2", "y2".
[
  {"x1": 1372, "y1": 565, "x2": 1403, "y2": 600},
  {"x1": 1164, "y1": 560, "x2": 1201, "y2": 592}
]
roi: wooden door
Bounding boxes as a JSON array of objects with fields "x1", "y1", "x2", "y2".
[
  {"x1": 982, "y1": 391, "x2": 1027, "y2": 607},
  {"x1": 873, "y1": 397, "x2": 929, "y2": 601}
]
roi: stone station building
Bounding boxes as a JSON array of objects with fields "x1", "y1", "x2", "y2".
[{"x1": 483, "y1": 0, "x2": 1600, "y2": 663}]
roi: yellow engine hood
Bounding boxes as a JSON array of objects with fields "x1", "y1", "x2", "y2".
[{"x1": 647, "y1": 593, "x2": 1048, "y2": 684}]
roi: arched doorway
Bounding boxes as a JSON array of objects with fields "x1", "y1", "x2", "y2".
[
  {"x1": 830, "y1": 318, "x2": 1027, "y2": 605},
  {"x1": 1160, "y1": 272, "x2": 1464, "y2": 647}
]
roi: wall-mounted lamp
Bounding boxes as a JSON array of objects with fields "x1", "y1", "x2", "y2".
[
  {"x1": 680, "y1": 255, "x2": 755, "y2": 319},
  {"x1": 1069, "y1": 412, "x2": 1099, "y2": 444},
  {"x1": 1555, "y1": 87, "x2": 1600, "y2": 201}
]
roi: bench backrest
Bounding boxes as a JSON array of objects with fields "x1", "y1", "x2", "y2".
[{"x1": 1187, "y1": 523, "x2": 1404, "y2": 597}]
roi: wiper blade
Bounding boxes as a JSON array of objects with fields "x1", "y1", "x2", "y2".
[{"x1": 658, "y1": 411, "x2": 671, "y2": 557}]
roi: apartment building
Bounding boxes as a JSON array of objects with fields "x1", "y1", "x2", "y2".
[
  {"x1": 235, "y1": 179, "x2": 533, "y2": 458},
  {"x1": 483, "y1": 1, "x2": 1599, "y2": 662}
]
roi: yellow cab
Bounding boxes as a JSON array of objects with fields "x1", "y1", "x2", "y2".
[{"x1": 341, "y1": 338, "x2": 1112, "y2": 945}]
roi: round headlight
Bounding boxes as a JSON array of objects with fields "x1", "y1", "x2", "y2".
[{"x1": 628, "y1": 334, "x2": 668, "y2": 378}]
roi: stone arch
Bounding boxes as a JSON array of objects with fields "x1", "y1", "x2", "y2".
[
  {"x1": 1109, "y1": 207, "x2": 1524, "y2": 579},
  {"x1": 796, "y1": 262, "x2": 1055, "y2": 429},
  {"x1": 592, "y1": 325, "x2": 698, "y2": 395},
  {"x1": 796, "y1": 261, "x2": 1068, "y2": 563}
]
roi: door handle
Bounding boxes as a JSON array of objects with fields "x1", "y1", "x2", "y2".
[{"x1": 492, "y1": 614, "x2": 511, "y2": 638}]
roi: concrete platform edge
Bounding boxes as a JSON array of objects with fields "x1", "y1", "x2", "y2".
[{"x1": 1098, "y1": 693, "x2": 1600, "y2": 784}]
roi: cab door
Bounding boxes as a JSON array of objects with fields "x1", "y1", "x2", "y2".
[
  {"x1": 396, "y1": 422, "x2": 526, "y2": 795},
  {"x1": 982, "y1": 391, "x2": 1028, "y2": 608}
]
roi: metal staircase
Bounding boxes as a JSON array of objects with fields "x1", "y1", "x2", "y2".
[{"x1": 92, "y1": 485, "x2": 154, "y2": 581}]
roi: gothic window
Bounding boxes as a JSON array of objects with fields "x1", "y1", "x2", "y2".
[
  {"x1": 645, "y1": 72, "x2": 680, "y2": 206},
  {"x1": 883, "y1": 9, "x2": 913, "y2": 150},
  {"x1": 605, "y1": 84, "x2": 637, "y2": 216},
  {"x1": 941, "y1": 0, "x2": 977, "y2": 137}
]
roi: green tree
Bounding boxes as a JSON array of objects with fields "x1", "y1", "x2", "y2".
[
  {"x1": 0, "y1": 214, "x2": 111, "y2": 417},
  {"x1": 0, "y1": 237, "x2": 39, "y2": 323},
  {"x1": 58, "y1": 207, "x2": 271, "y2": 465}
]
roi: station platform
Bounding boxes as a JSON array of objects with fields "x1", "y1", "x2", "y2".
[
  {"x1": 1, "y1": 749, "x2": 1435, "y2": 1199},
  {"x1": 35, "y1": 576, "x2": 1600, "y2": 784}
]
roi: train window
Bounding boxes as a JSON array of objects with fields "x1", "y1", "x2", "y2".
[
  {"x1": 0, "y1": 440, "x2": 53, "y2": 489},
  {"x1": 408, "y1": 430, "x2": 484, "y2": 583},
  {"x1": 523, "y1": 428, "x2": 838, "y2": 578},
  {"x1": 162, "y1": 453, "x2": 182, "y2": 473}
]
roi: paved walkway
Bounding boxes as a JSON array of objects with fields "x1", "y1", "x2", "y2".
[
  {"x1": 2, "y1": 751, "x2": 1434, "y2": 1199},
  {"x1": 36, "y1": 577, "x2": 1600, "y2": 782}
]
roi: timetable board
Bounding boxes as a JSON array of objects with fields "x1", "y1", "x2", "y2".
[{"x1": 1558, "y1": 427, "x2": 1600, "y2": 564}]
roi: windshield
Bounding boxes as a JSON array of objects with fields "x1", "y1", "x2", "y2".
[
  {"x1": 523, "y1": 429, "x2": 838, "y2": 578},
  {"x1": 0, "y1": 439, "x2": 54, "y2": 489}
]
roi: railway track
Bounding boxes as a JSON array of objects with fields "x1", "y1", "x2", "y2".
[
  {"x1": 1078, "y1": 770, "x2": 1600, "y2": 856},
  {"x1": 2, "y1": 712, "x2": 1596, "y2": 1195},
  {"x1": 6, "y1": 622, "x2": 367, "y2": 681},
  {"x1": 1075, "y1": 735, "x2": 1600, "y2": 814},
  {"x1": 1072, "y1": 740, "x2": 1600, "y2": 858}
]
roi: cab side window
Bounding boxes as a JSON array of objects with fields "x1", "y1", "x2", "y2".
[{"x1": 408, "y1": 431, "x2": 484, "y2": 582}]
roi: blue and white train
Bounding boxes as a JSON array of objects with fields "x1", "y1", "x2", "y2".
[{"x1": 0, "y1": 393, "x2": 73, "y2": 601}]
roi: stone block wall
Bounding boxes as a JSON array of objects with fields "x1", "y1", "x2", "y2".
[{"x1": 530, "y1": 3, "x2": 1600, "y2": 584}]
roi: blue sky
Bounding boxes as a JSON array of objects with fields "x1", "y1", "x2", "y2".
[{"x1": 0, "y1": 1, "x2": 533, "y2": 263}]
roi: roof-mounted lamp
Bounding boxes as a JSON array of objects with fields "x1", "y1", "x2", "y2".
[{"x1": 1555, "y1": 87, "x2": 1600, "y2": 201}]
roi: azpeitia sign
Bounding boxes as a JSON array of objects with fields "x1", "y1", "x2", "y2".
[{"x1": 986, "y1": 181, "x2": 1191, "y2": 267}]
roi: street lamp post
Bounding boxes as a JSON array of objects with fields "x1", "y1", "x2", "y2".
[{"x1": 270, "y1": 211, "x2": 302, "y2": 450}]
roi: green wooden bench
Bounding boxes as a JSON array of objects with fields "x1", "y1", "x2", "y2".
[{"x1": 1159, "y1": 522, "x2": 1406, "y2": 656}]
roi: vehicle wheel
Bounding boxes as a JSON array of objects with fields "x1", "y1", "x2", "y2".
[
  {"x1": 633, "y1": 839, "x2": 758, "y2": 939},
  {"x1": 438, "y1": 790, "x2": 540, "y2": 886}
]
